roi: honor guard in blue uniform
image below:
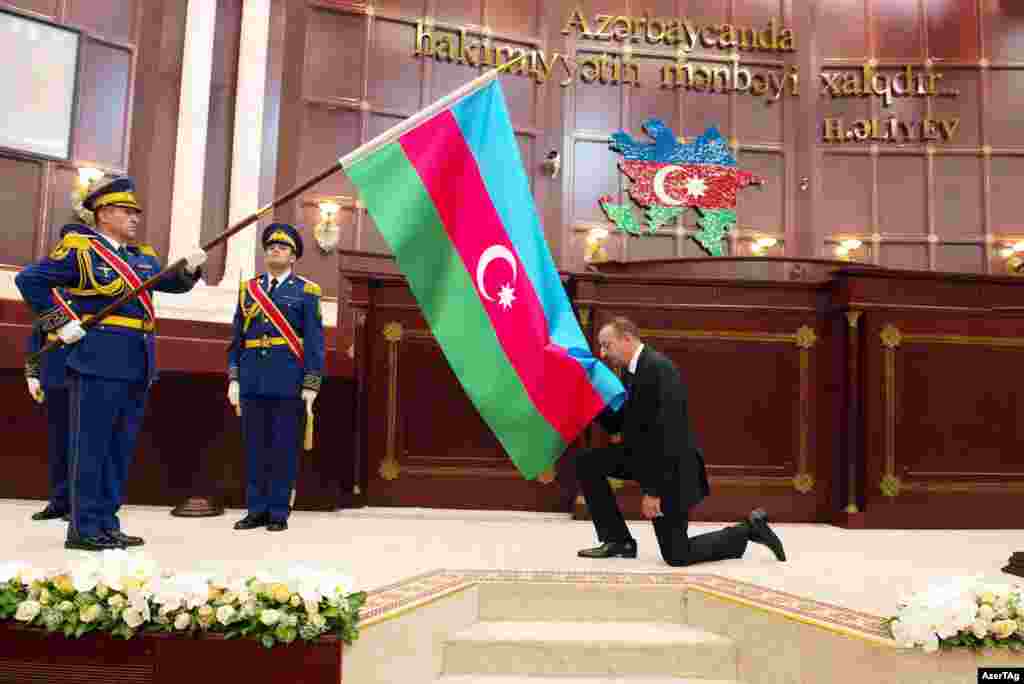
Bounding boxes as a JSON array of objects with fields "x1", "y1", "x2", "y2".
[
  {"x1": 25, "y1": 235, "x2": 80, "y2": 523},
  {"x1": 228, "y1": 223, "x2": 324, "y2": 532},
  {"x1": 15, "y1": 176, "x2": 207, "y2": 551}
]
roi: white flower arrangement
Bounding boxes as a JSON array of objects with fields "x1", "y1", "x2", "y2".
[
  {"x1": 0, "y1": 551, "x2": 365, "y2": 648},
  {"x1": 888, "y1": 575, "x2": 1024, "y2": 654}
]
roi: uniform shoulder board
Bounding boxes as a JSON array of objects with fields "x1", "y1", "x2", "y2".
[
  {"x1": 301, "y1": 278, "x2": 322, "y2": 296},
  {"x1": 49, "y1": 232, "x2": 92, "y2": 260},
  {"x1": 137, "y1": 244, "x2": 158, "y2": 257}
]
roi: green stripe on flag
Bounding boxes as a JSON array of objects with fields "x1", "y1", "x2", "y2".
[{"x1": 347, "y1": 141, "x2": 565, "y2": 477}]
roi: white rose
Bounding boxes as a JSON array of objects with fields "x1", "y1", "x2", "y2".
[
  {"x1": 0, "y1": 562, "x2": 28, "y2": 584},
  {"x1": 15, "y1": 600, "x2": 41, "y2": 622},
  {"x1": 242, "y1": 599, "x2": 259, "y2": 617},
  {"x1": 978, "y1": 604, "x2": 996, "y2": 621},
  {"x1": 122, "y1": 607, "x2": 145, "y2": 628},
  {"x1": 57, "y1": 601, "x2": 76, "y2": 613},
  {"x1": 259, "y1": 609, "x2": 281, "y2": 626},
  {"x1": 80, "y1": 604, "x2": 103, "y2": 623},
  {"x1": 108, "y1": 594, "x2": 126, "y2": 608},
  {"x1": 174, "y1": 612, "x2": 192, "y2": 630},
  {"x1": 216, "y1": 605, "x2": 236, "y2": 625},
  {"x1": 972, "y1": 619, "x2": 990, "y2": 639}
]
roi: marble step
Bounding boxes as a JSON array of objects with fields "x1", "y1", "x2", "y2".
[{"x1": 441, "y1": 621, "x2": 738, "y2": 679}]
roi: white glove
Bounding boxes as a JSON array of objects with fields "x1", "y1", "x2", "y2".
[
  {"x1": 57, "y1": 320, "x2": 85, "y2": 345},
  {"x1": 301, "y1": 389, "x2": 317, "y2": 407},
  {"x1": 227, "y1": 381, "x2": 239, "y2": 407},
  {"x1": 184, "y1": 248, "x2": 207, "y2": 274},
  {"x1": 26, "y1": 377, "x2": 44, "y2": 403}
]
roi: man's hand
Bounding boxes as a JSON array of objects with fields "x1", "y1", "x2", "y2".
[
  {"x1": 227, "y1": 380, "x2": 240, "y2": 407},
  {"x1": 536, "y1": 467, "x2": 556, "y2": 485},
  {"x1": 184, "y1": 248, "x2": 207, "y2": 274},
  {"x1": 301, "y1": 389, "x2": 317, "y2": 407},
  {"x1": 57, "y1": 320, "x2": 85, "y2": 345},
  {"x1": 26, "y1": 377, "x2": 44, "y2": 403},
  {"x1": 641, "y1": 495, "x2": 662, "y2": 520}
]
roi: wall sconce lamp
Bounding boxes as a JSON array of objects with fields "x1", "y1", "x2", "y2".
[
  {"x1": 1000, "y1": 240, "x2": 1024, "y2": 276},
  {"x1": 834, "y1": 238, "x2": 863, "y2": 261},
  {"x1": 314, "y1": 200, "x2": 342, "y2": 254},
  {"x1": 542, "y1": 150, "x2": 561, "y2": 178},
  {"x1": 584, "y1": 227, "x2": 609, "y2": 263},
  {"x1": 751, "y1": 236, "x2": 778, "y2": 255},
  {"x1": 72, "y1": 167, "x2": 105, "y2": 225}
]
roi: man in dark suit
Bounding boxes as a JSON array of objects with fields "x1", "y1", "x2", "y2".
[{"x1": 575, "y1": 316, "x2": 786, "y2": 566}]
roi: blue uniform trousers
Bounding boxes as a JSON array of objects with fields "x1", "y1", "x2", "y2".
[
  {"x1": 44, "y1": 387, "x2": 71, "y2": 512},
  {"x1": 67, "y1": 371, "x2": 148, "y2": 539},
  {"x1": 240, "y1": 397, "x2": 301, "y2": 522}
]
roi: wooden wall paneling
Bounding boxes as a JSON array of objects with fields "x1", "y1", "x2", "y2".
[
  {"x1": 66, "y1": 0, "x2": 137, "y2": 45},
  {"x1": 74, "y1": 37, "x2": 133, "y2": 170},
  {"x1": 983, "y1": 0, "x2": 1024, "y2": 63},
  {"x1": 872, "y1": 0, "x2": 925, "y2": 60},
  {"x1": 933, "y1": 155, "x2": 983, "y2": 240},
  {"x1": 0, "y1": 156, "x2": 44, "y2": 266}
]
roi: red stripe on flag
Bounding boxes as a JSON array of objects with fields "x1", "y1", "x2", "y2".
[{"x1": 399, "y1": 111, "x2": 606, "y2": 443}]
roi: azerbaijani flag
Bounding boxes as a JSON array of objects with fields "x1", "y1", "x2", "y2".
[{"x1": 344, "y1": 72, "x2": 625, "y2": 479}]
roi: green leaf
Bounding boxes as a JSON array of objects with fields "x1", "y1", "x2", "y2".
[
  {"x1": 644, "y1": 205, "x2": 684, "y2": 235},
  {"x1": 75, "y1": 623, "x2": 89, "y2": 638},
  {"x1": 692, "y1": 208, "x2": 736, "y2": 256}
]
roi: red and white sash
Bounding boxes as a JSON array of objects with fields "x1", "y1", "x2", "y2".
[
  {"x1": 51, "y1": 288, "x2": 80, "y2": 322},
  {"x1": 246, "y1": 278, "x2": 304, "y2": 363},
  {"x1": 90, "y1": 239, "x2": 156, "y2": 321}
]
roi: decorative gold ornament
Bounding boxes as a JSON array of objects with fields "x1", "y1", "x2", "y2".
[
  {"x1": 795, "y1": 325, "x2": 817, "y2": 349},
  {"x1": 383, "y1": 322, "x2": 404, "y2": 342},
  {"x1": 846, "y1": 311, "x2": 862, "y2": 329},
  {"x1": 880, "y1": 324, "x2": 902, "y2": 349},
  {"x1": 792, "y1": 472, "x2": 815, "y2": 494},
  {"x1": 843, "y1": 503, "x2": 859, "y2": 514},
  {"x1": 379, "y1": 458, "x2": 401, "y2": 481},
  {"x1": 1007, "y1": 255, "x2": 1023, "y2": 276},
  {"x1": 880, "y1": 474, "x2": 902, "y2": 498},
  {"x1": 577, "y1": 306, "x2": 591, "y2": 328},
  {"x1": 608, "y1": 477, "x2": 625, "y2": 491}
]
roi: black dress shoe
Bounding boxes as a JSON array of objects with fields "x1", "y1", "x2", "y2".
[
  {"x1": 266, "y1": 520, "x2": 288, "y2": 532},
  {"x1": 32, "y1": 505, "x2": 68, "y2": 521},
  {"x1": 65, "y1": 535, "x2": 125, "y2": 551},
  {"x1": 105, "y1": 530, "x2": 145, "y2": 547},
  {"x1": 577, "y1": 541, "x2": 638, "y2": 559},
  {"x1": 745, "y1": 509, "x2": 786, "y2": 561},
  {"x1": 234, "y1": 513, "x2": 269, "y2": 530}
]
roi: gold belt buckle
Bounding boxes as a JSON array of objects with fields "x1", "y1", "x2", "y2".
[{"x1": 260, "y1": 335, "x2": 270, "y2": 349}]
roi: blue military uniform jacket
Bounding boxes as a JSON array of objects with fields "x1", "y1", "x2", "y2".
[
  {"x1": 15, "y1": 224, "x2": 200, "y2": 386},
  {"x1": 228, "y1": 272, "x2": 325, "y2": 398}
]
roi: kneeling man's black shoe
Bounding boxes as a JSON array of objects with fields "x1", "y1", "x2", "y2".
[
  {"x1": 577, "y1": 540, "x2": 638, "y2": 559},
  {"x1": 745, "y1": 508, "x2": 786, "y2": 561}
]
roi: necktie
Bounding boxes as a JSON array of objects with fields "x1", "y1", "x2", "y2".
[{"x1": 268, "y1": 278, "x2": 278, "y2": 296}]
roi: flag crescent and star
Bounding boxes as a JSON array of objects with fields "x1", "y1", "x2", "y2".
[{"x1": 475, "y1": 245, "x2": 517, "y2": 310}]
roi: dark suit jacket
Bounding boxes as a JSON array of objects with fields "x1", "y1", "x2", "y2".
[{"x1": 597, "y1": 345, "x2": 710, "y2": 511}]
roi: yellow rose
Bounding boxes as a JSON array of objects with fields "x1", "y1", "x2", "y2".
[
  {"x1": 221, "y1": 591, "x2": 237, "y2": 605},
  {"x1": 980, "y1": 592, "x2": 996, "y2": 605},
  {"x1": 53, "y1": 575, "x2": 74, "y2": 594},
  {"x1": 122, "y1": 578, "x2": 143, "y2": 593},
  {"x1": 80, "y1": 604, "x2": 103, "y2": 624},
  {"x1": 208, "y1": 587, "x2": 223, "y2": 602},
  {"x1": 290, "y1": 595, "x2": 302, "y2": 608},
  {"x1": 272, "y1": 584, "x2": 291, "y2": 604},
  {"x1": 992, "y1": 619, "x2": 1018, "y2": 639},
  {"x1": 95, "y1": 584, "x2": 109, "y2": 599},
  {"x1": 39, "y1": 588, "x2": 51, "y2": 605}
]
